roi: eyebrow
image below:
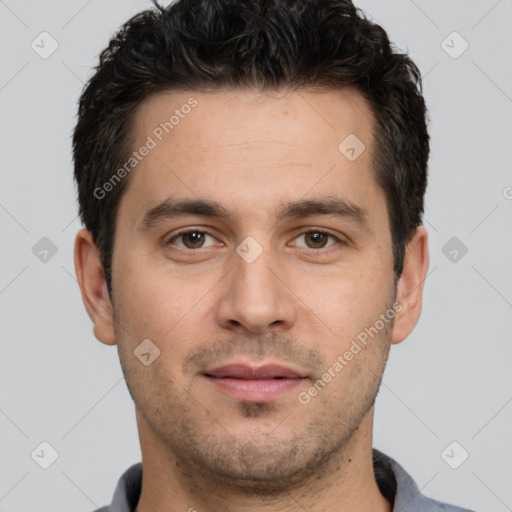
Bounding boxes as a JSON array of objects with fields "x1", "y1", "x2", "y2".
[{"x1": 139, "y1": 195, "x2": 369, "y2": 230}]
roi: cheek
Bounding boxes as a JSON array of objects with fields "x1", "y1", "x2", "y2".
[
  {"x1": 112, "y1": 254, "x2": 218, "y2": 347},
  {"x1": 297, "y1": 264, "x2": 393, "y2": 348}
]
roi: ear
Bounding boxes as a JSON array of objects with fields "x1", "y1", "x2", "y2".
[
  {"x1": 391, "y1": 226, "x2": 429, "y2": 345},
  {"x1": 74, "y1": 229, "x2": 116, "y2": 345}
]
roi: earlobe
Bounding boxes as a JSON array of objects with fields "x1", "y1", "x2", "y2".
[
  {"x1": 391, "y1": 226, "x2": 429, "y2": 345},
  {"x1": 74, "y1": 229, "x2": 117, "y2": 346}
]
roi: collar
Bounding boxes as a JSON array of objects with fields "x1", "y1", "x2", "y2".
[{"x1": 101, "y1": 449, "x2": 474, "y2": 512}]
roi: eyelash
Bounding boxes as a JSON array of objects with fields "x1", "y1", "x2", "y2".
[{"x1": 166, "y1": 228, "x2": 345, "y2": 255}]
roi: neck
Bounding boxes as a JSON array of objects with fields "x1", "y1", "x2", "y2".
[{"x1": 133, "y1": 407, "x2": 392, "y2": 512}]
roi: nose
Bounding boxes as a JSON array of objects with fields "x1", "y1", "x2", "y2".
[{"x1": 215, "y1": 246, "x2": 297, "y2": 335}]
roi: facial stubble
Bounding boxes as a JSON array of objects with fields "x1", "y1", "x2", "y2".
[{"x1": 115, "y1": 305, "x2": 394, "y2": 496}]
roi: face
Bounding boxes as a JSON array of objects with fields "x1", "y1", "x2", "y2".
[{"x1": 91, "y1": 87, "x2": 409, "y2": 490}]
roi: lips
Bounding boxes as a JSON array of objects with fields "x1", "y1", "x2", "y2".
[
  {"x1": 203, "y1": 364, "x2": 307, "y2": 402},
  {"x1": 204, "y1": 364, "x2": 304, "y2": 380}
]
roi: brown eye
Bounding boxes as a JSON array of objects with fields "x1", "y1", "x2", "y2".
[
  {"x1": 304, "y1": 231, "x2": 329, "y2": 249},
  {"x1": 168, "y1": 230, "x2": 216, "y2": 249},
  {"x1": 294, "y1": 230, "x2": 339, "y2": 250},
  {"x1": 181, "y1": 231, "x2": 205, "y2": 248}
]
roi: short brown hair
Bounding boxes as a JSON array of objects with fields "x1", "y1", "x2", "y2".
[{"x1": 73, "y1": 0, "x2": 430, "y2": 293}]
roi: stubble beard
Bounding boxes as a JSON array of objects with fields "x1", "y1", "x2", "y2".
[{"x1": 115, "y1": 302, "x2": 394, "y2": 496}]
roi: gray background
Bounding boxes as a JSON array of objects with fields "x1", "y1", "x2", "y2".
[{"x1": 1, "y1": 0, "x2": 511, "y2": 510}]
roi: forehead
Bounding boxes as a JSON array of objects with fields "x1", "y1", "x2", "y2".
[
  {"x1": 119, "y1": 87, "x2": 384, "y2": 225},
  {"x1": 133, "y1": 86, "x2": 374, "y2": 156}
]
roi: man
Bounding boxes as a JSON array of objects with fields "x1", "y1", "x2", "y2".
[{"x1": 72, "y1": 0, "x2": 475, "y2": 510}]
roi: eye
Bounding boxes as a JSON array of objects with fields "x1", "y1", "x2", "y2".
[
  {"x1": 167, "y1": 230, "x2": 218, "y2": 250},
  {"x1": 293, "y1": 230, "x2": 341, "y2": 251},
  {"x1": 166, "y1": 228, "x2": 344, "y2": 253}
]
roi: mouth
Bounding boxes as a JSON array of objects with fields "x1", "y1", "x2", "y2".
[{"x1": 203, "y1": 364, "x2": 308, "y2": 402}]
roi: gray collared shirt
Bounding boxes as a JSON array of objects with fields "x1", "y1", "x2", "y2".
[{"x1": 94, "y1": 449, "x2": 476, "y2": 512}]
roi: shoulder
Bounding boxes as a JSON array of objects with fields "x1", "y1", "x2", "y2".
[
  {"x1": 373, "y1": 449, "x2": 476, "y2": 512},
  {"x1": 91, "y1": 462, "x2": 143, "y2": 512}
]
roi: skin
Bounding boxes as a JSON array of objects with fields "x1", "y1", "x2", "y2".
[{"x1": 75, "y1": 87, "x2": 429, "y2": 512}]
